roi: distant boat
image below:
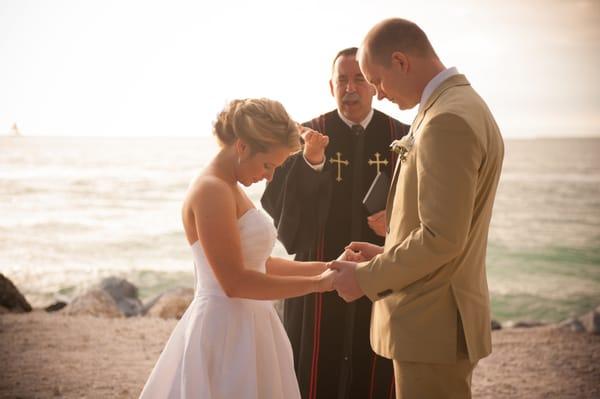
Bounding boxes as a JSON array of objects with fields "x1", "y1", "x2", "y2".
[{"x1": 9, "y1": 123, "x2": 22, "y2": 137}]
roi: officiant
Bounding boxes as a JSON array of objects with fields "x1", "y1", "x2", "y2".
[{"x1": 261, "y1": 47, "x2": 409, "y2": 399}]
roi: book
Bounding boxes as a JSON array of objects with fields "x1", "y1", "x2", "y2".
[{"x1": 362, "y1": 171, "x2": 390, "y2": 214}]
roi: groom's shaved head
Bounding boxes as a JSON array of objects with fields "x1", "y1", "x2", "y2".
[{"x1": 361, "y1": 18, "x2": 438, "y2": 66}]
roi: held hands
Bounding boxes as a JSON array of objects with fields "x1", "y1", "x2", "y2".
[
  {"x1": 367, "y1": 210, "x2": 386, "y2": 237},
  {"x1": 301, "y1": 127, "x2": 329, "y2": 165},
  {"x1": 317, "y1": 243, "x2": 382, "y2": 301},
  {"x1": 327, "y1": 260, "x2": 364, "y2": 302}
]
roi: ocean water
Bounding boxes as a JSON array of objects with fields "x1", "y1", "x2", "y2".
[{"x1": 1, "y1": 136, "x2": 599, "y2": 322}]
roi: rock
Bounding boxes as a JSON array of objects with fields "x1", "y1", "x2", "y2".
[
  {"x1": 97, "y1": 277, "x2": 143, "y2": 317},
  {"x1": 141, "y1": 293, "x2": 163, "y2": 315},
  {"x1": 116, "y1": 297, "x2": 143, "y2": 317},
  {"x1": 491, "y1": 320, "x2": 502, "y2": 330},
  {"x1": 559, "y1": 318, "x2": 586, "y2": 333},
  {"x1": 0, "y1": 305, "x2": 10, "y2": 314},
  {"x1": 62, "y1": 289, "x2": 123, "y2": 318},
  {"x1": 144, "y1": 288, "x2": 194, "y2": 319},
  {"x1": 45, "y1": 301, "x2": 67, "y2": 313},
  {"x1": 98, "y1": 277, "x2": 137, "y2": 300},
  {"x1": 504, "y1": 320, "x2": 546, "y2": 328},
  {"x1": 579, "y1": 306, "x2": 600, "y2": 334},
  {"x1": 0, "y1": 273, "x2": 32, "y2": 312}
]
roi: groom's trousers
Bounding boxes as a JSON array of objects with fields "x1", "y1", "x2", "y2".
[{"x1": 392, "y1": 317, "x2": 477, "y2": 399}]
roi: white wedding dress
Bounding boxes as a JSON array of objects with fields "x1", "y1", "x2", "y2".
[{"x1": 139, "y1": 208, "x2": 301, "y2": 399}]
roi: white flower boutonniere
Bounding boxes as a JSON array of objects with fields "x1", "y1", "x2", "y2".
[{"x1": 390, "y1": 133, "x2": 415, "y2": 162}]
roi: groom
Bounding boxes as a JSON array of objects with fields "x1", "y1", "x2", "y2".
[{"x1": 330, "y1": 18, "x2": 504, "y2": 398}]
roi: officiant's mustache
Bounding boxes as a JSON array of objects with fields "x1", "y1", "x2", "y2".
[{"x1": 342, "y1": 92, "x2": 361, "y2": 104}]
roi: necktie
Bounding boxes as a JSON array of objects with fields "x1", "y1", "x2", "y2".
[{"x1": 351, "y1": 124, "x2": 364, "y2": 136}]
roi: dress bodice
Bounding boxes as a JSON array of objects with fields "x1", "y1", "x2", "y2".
[{"x1": 190, "y1": 208, "x2": 277, "y2": 296}]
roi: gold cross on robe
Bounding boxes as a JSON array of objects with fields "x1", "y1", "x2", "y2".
[
  {"x1": 329, "y1": 152, "x2": 349, "y2": 182},
  {"x1": 368, "y1": 152, "x2": 389, "y2": 174}
]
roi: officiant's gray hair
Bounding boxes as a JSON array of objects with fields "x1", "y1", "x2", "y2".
[
  {"x1": 362, "y1": 18, "x2": 438, "y2": 66},
  {"x1": 213, "y1": 98, "x2": 301, "y2": 154}
]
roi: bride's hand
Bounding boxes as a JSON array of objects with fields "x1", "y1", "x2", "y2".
[{"x1": 316, "y1": 268, "x2": 337, "y2": 292}]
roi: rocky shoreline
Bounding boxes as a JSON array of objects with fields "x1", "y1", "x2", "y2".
[
  {"x1": 1, "y1": 273, "x2": 599, "y2": 398},
  {"x1": 2, "y1": 273, "x2": 598, "y2": 333}
]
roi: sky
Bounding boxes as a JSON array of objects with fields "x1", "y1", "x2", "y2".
[{"x1": 1, "y1": 0, "x2": 599, "y2": 138}]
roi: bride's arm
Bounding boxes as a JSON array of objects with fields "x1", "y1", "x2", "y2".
[
  {"x1": 265, "y1": 257, "x2": 327, "y2": 276},
  {"x1": 190, "y1": 177, "x2": 333, "y2": 300}
]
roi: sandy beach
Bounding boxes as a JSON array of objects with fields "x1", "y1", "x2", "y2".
[{"x1": 0, "y1": 311, "x2": 598, "y2": 399}]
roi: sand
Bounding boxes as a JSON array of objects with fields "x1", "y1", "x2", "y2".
[{"x1": 1, "y1": 311, "x2": 599, "y2": 399}]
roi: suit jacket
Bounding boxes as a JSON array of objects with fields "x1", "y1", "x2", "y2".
[{"x1": 355, "y1": 74, "x2": 504, "y2": 364}]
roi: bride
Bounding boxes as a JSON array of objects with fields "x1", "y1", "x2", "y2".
[{"x1": 139, "y1": 98, "x2": 336, "y2": 398}]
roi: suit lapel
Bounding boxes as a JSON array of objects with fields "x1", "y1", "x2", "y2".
[
  {"x1": 385, "y1": 161, "x2": 401, "y2": 228},
  {"x1": 385, "y1": 122, "x2": 413, "y2": 228}
]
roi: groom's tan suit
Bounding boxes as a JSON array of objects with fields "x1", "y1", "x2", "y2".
[{"x1": 356, "y1": 74, "x2": 504, "y2": 397}]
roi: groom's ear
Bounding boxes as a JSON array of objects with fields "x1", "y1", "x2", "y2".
[{"x1": 390, "y1": 51, "x2": 409, "y2": 73}]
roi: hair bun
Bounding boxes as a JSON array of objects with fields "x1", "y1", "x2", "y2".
[
  {"x1": 213, "y1": 99, "x2": 246, "y2": 146},
  {"x1": 212, "y1": 98, "x2": 301, "y2": 153}
]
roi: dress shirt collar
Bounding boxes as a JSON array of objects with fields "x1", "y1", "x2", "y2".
[
  {"x1": 336, "y1": 108, "x2": 374, "y2": 131},
  {"x1": 419, "y1": 67, "x2": 459, "y2": 111}
]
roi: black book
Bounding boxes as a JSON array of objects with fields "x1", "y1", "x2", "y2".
[{"x1": 362, "y1": 171, "x2": 390, "y2": 214}]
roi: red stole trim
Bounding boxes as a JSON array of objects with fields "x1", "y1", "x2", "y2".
[{"x1": 308, "y1": 114, "x2": 327, "y2": 399}]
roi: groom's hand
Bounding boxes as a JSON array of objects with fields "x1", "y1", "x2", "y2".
[
  {"x1": 328, "y1": 260, "x2": 364, "y2": 302},
  {"x1": 345, "y1": 242, "x2": 384, "y2": 262},
  {"x1": 337, "y1": 248, "x2": 366, "y2": 262}
]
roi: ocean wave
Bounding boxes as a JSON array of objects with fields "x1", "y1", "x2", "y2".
[{"x1": 499, "y1": 172, "x2": 600, "y2": 183}]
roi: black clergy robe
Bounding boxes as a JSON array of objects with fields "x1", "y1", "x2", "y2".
[{"x1": 261, "y1": 109, "x2": 410, "y2": 399}]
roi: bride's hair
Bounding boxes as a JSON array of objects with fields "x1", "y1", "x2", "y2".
[{"x1": 213, "y1": 98, "x2": 301, "y2": 153}]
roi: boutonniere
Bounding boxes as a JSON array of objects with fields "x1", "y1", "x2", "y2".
[{"x1": 390, "y1": 133, "x2": 414, "y2": 162}]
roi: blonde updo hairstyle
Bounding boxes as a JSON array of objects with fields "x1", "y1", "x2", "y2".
[{"x1": 213, "y1": 98, "x2": 302, "y2": 154}]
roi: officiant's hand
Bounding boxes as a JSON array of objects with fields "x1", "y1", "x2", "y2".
[
  {"x1": 301, "y1": 128, "x2": 329, "y2": 165},
  {"x1": 345, "y1": 241, "x2": 384, "y2": 262},
  {"x1": 328, "y1": 261, "x2": 364, "y2": 302},
  {"x1": 367, "y1": 210, "x2": 386, "y2": 237}
]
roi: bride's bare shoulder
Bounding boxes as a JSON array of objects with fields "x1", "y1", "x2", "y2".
[{"x1": 185, "y1": 173, "x2": 235, "y2": 211}]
